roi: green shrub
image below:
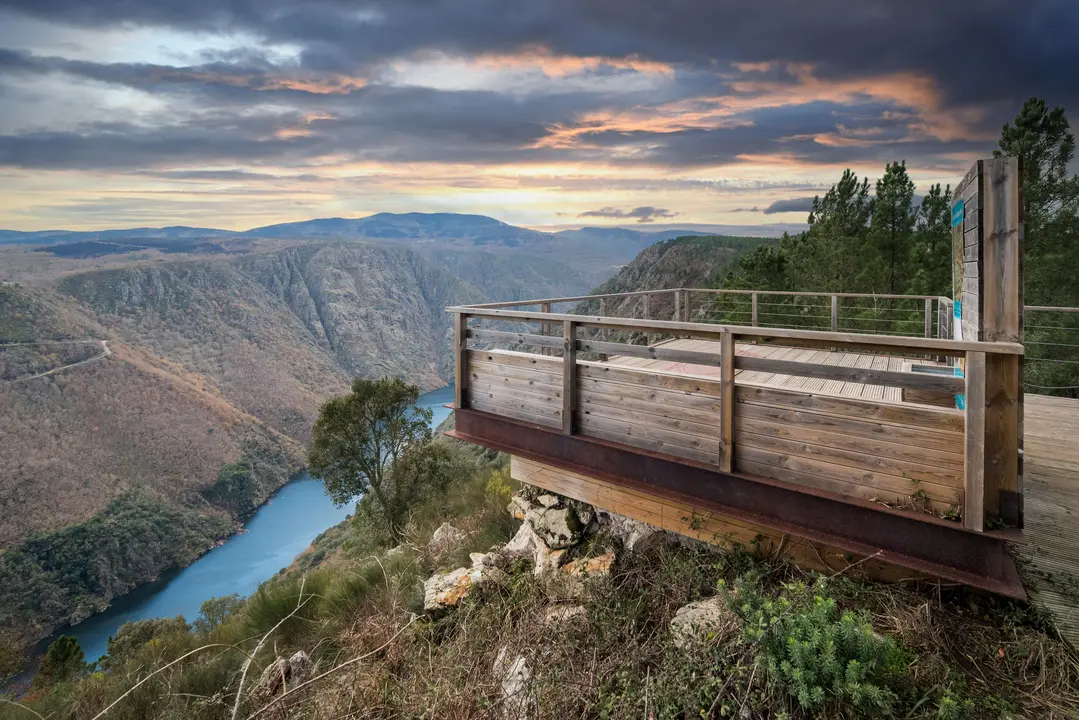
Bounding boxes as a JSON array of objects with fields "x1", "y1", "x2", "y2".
[
  {"x1": 193, "y1": 594, "x2": 246, "y2": 635},
  {"x1": 723, "y1": 574, "x2": 912, "y2": 715},
  {"x1": 38, "y1": 635, "x2": 87, "y2": 685},
  {"x1": 101, "y1": 617, "x2": 191, "y2": 670}
]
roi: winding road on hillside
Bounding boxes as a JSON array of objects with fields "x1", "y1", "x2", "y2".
[{"x1": 0, "y1": 339, "x2": 111, "y2": 383}]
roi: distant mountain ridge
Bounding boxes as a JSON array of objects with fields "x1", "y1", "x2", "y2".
[{"x1": 0, "y1": 212, "x2": 787, "y2": 248}]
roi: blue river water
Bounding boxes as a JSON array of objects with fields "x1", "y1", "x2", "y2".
[{"x1": 59, "y1": 384, "x2": 455, "y2": 663}]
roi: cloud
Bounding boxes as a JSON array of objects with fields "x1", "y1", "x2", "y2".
[
  {"x1": 1, "y1": 0, "x2": 1077, "y2": 229},
  {"x1": 762, "y1": 196, "x2": 816, "y2": 215},
  {"x1": 579, "y1": 206, "x2": 677, "y2": 223}
]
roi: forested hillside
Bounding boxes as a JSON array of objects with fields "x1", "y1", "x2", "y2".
[{"x1": 0, "y1": 241, "x2": 594, "y2": 664}]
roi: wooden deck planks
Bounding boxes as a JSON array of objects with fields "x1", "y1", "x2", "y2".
[{"x1": 1020, "y1": 393, "x2": 1079, "y2": 650}]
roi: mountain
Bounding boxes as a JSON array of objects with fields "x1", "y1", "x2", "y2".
[
  {"x1": 0, "y1": 226, "x2": 235, "y2": 245},
  {"x1": 574, "y1": 234, "x2": 778, "y2": 318},
  {"x1": 242, "y1": 212, "x2": 551, "y2": 246},
  {"x1": 0, "y1": 239, "x2": 594, "y2": 651}
]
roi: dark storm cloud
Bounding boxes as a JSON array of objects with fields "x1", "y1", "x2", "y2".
[
  {"x1": 2, "y1": 0, "x2": 1076, "y2": 110},
  {"x1": 763, "y1": 197, "x2": 816, "y2": 215},
  {"x1": 0, "y1": 0, "x2": 1077, "y2": 175},
  {"x1": 579, "y1": 206, "x2": 677, "y2": 223}
]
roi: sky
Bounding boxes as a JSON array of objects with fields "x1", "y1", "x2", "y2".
[{"x1": 0, "y1": 0, "x2": 1076, "y2": 232}]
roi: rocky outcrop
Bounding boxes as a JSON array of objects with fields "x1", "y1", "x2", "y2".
[
  {"x1": 423, "y1": 551, "x2": 509, "y2": 612},
  {"x1": 428, "y1": 522, "x2": 466, "y2": 559}
]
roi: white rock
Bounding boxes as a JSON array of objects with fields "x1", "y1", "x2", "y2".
[
  {"x1": 669, "y1": 597, "x2": 737, "y2": 648},
  {"x1": 423, "y1": 567, "x2": 473, "y2": 612},
  {"x1": 502, "y1": 521, "x2": 541, "y2": 560},
  {"x1": 254, "y1": 650, "x2": 312, "y2": 700},
  {"x1": 428, "y1": 522, "x2": 466, "y2": 558},
  {"x1": 493, "y1": 647, "x2": 534, "y2": 720},
  {"x1": 536, "y1": 494, "x2": 560, "y2": 508},
  {"x1": 506, "y1": 492, "x2": 535, "y2": 520},
  {"x1": 598, "y1": 511, "x2": 669, "y2": 553},
  {"x1": 526, "y1": 507, "x2": 582, "y2": 550},
  {"x1": 558, "y1": 552, "x2": 615, "y2": 597},
  {"x1": 533, "y1": 547, "x2": 567, "y2": 577}
]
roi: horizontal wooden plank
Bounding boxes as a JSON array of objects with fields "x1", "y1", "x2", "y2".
[
  {"x1": 469, "y1": 360, "x2": 563, "y2": 387},
  {"x1": 733, "y1": 385, "x2": 964, "y2": 433},
  {"x1": 964, "y1": 259, "x2": 979, "y2": 280},
  {"x1": 578, "y1": 360, "x2": 724, "y2": 396},
  {"x1": 734, "y1": 356, "x2": 964, "y2": 393},
  {"x1": 450, "y1": 307, "x2": 1024, "y2": 355},
  {"x1": 469, "y1": 396, "x2": 560, "y2": 428},
  {"x1": 733, "y1": 428, "x2": 960, "y2": 492},
  {"x1": 580, "y1": 376, "x2": 725, "y2": 413},
  {"x1": 964, "y1": 210, "x2": 980, "y2": 234},
  {"x1": 575, "y1": 422, "x2": 720, "y2": 466},
  {"x1": 577, "y1": 339, "x2": 722, "y2": 366},
  {"x1": 734, "y1": 457, "x2": 954, "y2": 513},
  {"x1": 735, "y1": 401, "x2": 964, "y2": 453},
  {"x1": 469, "y1": 381, "x2": 562, "y2": 408},
  {"x1": 735, "y1": 415, "x2": 962, "y2": 471},
  {"x1": 576, "y1": 412, "x2": 718, "y2": 456},
  {"x1": 470, "y1": 370, "x2": 562, "y2": 397},
  {"x1": 580, "y1": 389, "x2": 724, "y2": 428},
  {"x1": 578, "y1": 399, "x2": 719, "y2": 444},
  {"x1": 468, "y1": 328, "x2": 563, "y2": 349},
  {"x1": 963, "y1": 241, "x2": 978, "y2": 263},
  {"x1": 467, "y1": 349, "x2": 561, "y2": 373}
]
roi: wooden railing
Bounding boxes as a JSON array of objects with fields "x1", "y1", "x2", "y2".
[
  {"x1": 467, "y1": 288, "x2": 948, "y2": 338},
  {"x1": 449, "y1": 300, "x2": 1024, "y2": 532}
]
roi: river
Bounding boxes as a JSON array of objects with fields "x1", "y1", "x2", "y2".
[{"x1": 58, "y1": 384, "x2": 455, "y2": 663}]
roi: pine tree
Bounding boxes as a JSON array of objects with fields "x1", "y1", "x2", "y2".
[
  {"x1": 862, "y1": 161, "x2": 916, "y2": 294},
  {"x1": 906, "y1": 183, "x2": 953, "y2": 296}
]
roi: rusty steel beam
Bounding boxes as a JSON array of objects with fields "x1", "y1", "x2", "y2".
[{"x1": 448, "y1": 408, "x2": 1025, "y2": 599}]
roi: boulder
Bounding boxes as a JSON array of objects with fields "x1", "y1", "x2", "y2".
[
  {"x1": 507, "y1": 493, "x2": 533, "y2": 520},
  {"x1": 536, "y1": 494, "x2": 560, "y2": 508},
  {"x1": 423, "y1": 554, "x2": 509, "y2": 612},
  {"x1": 500, "y1": 520, "x2": 568, "y2": 577},
  {"x1": 423, "y1": 567, "x2": 473, "y2": 612},
  {"x1": 526, "y1": 507, "x2": 583, "y2": 550},
  {"x1": 253, "y1": 650, "x2": 312, "y2": 700},
  {"x1": 669, "y1": 597, "x2": 737, "y2": 648},
  {"x1": 493, "y1": 647, "x2": 534, "y2": 720},
  {"x1": 559, "y1": 552, "x2": 615, "y2": 597},
  {"x1": 597, "y1": 511, "x2": 669, "y2": 553},
  {"x1": 428, "y1": 522, "x2": 466, "y2": 558}
]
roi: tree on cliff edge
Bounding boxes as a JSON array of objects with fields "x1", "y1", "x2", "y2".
[{"x1": 308, "y1": 377, "x2": 433, "y2": 543}]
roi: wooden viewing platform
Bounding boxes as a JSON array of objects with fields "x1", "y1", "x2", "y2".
[
  {"x1": 446, "y1": 158, "x2": 1079, "y2": 647},
  {"x1": 445, "y1": 295, "x2": 1079, "y2": 647}
]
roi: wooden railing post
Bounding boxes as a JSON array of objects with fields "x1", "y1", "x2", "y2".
[
  {"x1": 964, "y1": 350, "x2": 986, "y2": 531},
  {"x1": 454, "y1": 312, "x2": 469, "y2": 409},
  {"x1": 642, "y1": 294, "x2": 651, "y2": 346},
  {"x1": 673, "y1": 289, "x2": 681, "y2": 323},
  {"x1": 751, "y1": 292, "x2": 759, "y2": 326},
  {"x1": 562, "y1": 320, "x2": 576, "y2": 435},
  {"x1": 682, "y1": 289, "x2": 690, "y2": 322},
  {"x1": 541, "y1": 302, "x2": 551, "y2": 356},
  {"x1": 720, "y1": 330, "x2": 734, "y2": 472},
  {"x1": 830, "y1": 295, "x2": 839, "y2": 332}
]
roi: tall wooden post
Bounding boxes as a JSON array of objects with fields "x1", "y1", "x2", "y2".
[
  {"x1": 924, "y1": 298, "x2": 933, "y2": 339},
  {"x1": 562, "y1": 320, "x2": 576, "y2": 435},
  {"x1": 541, "y1": 302, "x2": 551, "y2": 356},
  {"x1": 643, "y1": 294, "x2": 651, "y2": 345},
  {"x1": 980, "y1": 157, "x2": 1023, "y2": 526},
  {"x1": 719, "y1": 331, "x2": 734, "y2": 472},
  {"x1": 751, "y1": 293, "x2": 759, "y2": 326},
  {"x1": 673, "y1": 289, "x2": 681, "y2": 323},
  {"x1": 454, "y1": 312, "x2": 469, "y2": 409},
  {"x1": 964, "y1": 351, "x2": 986, "y2": 531},
  {"x1": 830, "y1": 295, "x2": 839, "y2": 332},
  {"x1": 952, "y1": 157, "x2": 1023, "y2": 527}
]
